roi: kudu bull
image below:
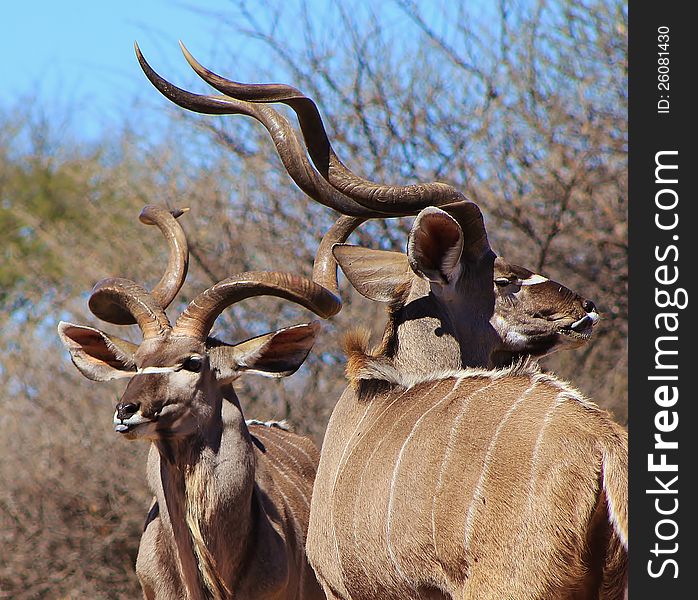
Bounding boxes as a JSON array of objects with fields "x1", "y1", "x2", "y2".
[
  {"x1": 316, "y1": 205, "x2": 627, "y2": 600},
  {"x1": 133, "y1": 47, "x2": 625, "y2": 598},
  {"x1": 59, "y1": 205, "x2": 332, "y2": 600}
]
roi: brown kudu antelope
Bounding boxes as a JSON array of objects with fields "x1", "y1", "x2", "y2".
[
  {"x1": 59, "y1": 205, "x2": 333, "y2": 600},
  {"x1": 133, "y1": 48, "x2": 625, "y2": 599},
  {"x1": 310, "y1": 205, "x2": 627, "y2": 600}
]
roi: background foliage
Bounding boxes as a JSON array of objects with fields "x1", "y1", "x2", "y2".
[{"x1": 0, "y1": 0, "x2": 626, "y2": 596}]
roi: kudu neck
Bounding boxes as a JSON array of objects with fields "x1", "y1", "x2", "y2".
[
  {"x1": 155, "y1": 383, "x2": 254, "y2": 473},
  {"x1": 388, "y1": 276, "x2": 499, "y2": 376},
  {"x1": 154, "y1": 385, "x2": 226, "y2": 466},
  {"x1": 155, "y1": 384, "x2": 257, "y2": 599}
]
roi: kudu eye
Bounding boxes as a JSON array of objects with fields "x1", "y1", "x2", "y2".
[
  {"x1": 182, "y1": 356, "x2": 203, "y2": 373},
  {"x1": 582, "y1": 300, "x2": 597, "y2": 313},
  {"x1": 494, "y1": 278, "x2": 512, "y2": 287}
]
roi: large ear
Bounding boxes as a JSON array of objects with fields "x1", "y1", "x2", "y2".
[
  {"x1": 441, "y1": 201, "x2": 491, "y2": 263},
  {"x1": 57, "y1": 321, "x2": 137, "y2": 381},
  {"x1": 407, "y1": 207, "x2": 464, "y2": 284},
  {"x1": 210, "y1": 322, "x2": 320, "y2": 382},
  {"x1": 332, "y1": 245, "x2": 412, "y2": 303}
]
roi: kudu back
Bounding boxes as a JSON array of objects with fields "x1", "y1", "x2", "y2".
[
  {"x1": 130, "y1": 48, "x2": 623, "y2": 600},
  {"x1": 59, "y1": 206, "x2": 328, "y2": 600}
]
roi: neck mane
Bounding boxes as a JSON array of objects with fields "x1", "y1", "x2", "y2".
[{"x1": 343, "y1": 327, "x2": 541, "y2": 391}]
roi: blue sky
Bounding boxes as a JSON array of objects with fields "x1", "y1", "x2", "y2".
[
  {"x1": 1, "y1": 1, "x2": 481, "y2": 143},
  {"x1": 1, "y1": 1, "x2": 237, "y2": 140}
]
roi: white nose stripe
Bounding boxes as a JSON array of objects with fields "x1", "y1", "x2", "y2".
[
  {"x1": 136, "y1": 366, "x2": 179, "y2": 375},
  {"x1": 519, "y1": 274, "x2": 549, "y2": 286},
  {"x1": 109, "y1": 365, "x2": 180, "y2": 380}
]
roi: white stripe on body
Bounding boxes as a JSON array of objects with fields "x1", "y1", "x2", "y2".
[
  {"x1": 260, "y1": 434, "x2": 312, "y2": 509},
  {"x1": 341, "y1": 382, "x2": 442, "y2": 587},
  {"x1": 386, "y1": 378, "x2": 466, "y2": 587},
  {"x1": 330, "y1": 386, "x2": 414, "y2": 581},
  {"x1": 524, "y1": 391, "x2": 571, "y2": 518},
  {"x1": 430, "y1": 377, "x2": 498, "y2": 560},
  {"x1": 462, "y1": 381, "x2": 539, "y2": 551}
]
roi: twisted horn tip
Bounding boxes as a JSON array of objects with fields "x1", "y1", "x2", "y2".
[
  {"x1": 170, "y1": 207, "x2": 190, "y2": 219},
  {"x1": 138, "y1": 205, "x2": 190, "y2": 224}
]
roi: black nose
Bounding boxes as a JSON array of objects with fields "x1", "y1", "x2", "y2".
[
  {"x1": 116, "y1": 402, "x2": 140, "y2": 420},
  {"x1": 582, "y1": 299, "x2": 596, "y2": 313}
]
